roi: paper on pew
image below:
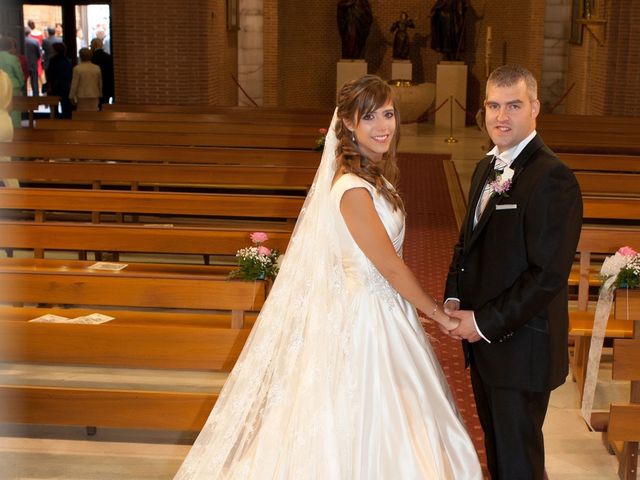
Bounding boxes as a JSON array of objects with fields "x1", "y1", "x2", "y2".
[
  {"x1": 88, "y1": 262, "x2": 128, "y2": 271},
  {"x1": 29, "y1": 313, "x2": 115, "y2": 324}
]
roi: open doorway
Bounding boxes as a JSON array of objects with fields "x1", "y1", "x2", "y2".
[
  {"x1": 22, "y1": 4, "x2": 63, "y2": 97},
  {"x1": 75, "y1": 4, "x2": 111, "y2": 57}
]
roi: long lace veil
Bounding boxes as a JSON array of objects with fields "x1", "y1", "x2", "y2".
[{"x1": 174, "y1": 109, "x2": 354, "y2": 478}]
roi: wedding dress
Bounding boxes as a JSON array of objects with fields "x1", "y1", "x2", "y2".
[{"x1": 174, "y1": 112, "x2": 482, "y2": 479}]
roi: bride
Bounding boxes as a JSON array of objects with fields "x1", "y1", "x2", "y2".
[{"x1": 174, "y1": 75, "x2": 482, "y2": 479}]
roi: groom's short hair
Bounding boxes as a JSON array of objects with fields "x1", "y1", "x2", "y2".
[{"x1": 486, "y1": 64, "x2": 538, "y2": 102}]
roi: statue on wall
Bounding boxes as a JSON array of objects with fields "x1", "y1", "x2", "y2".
[
  {"x1": 390, "y1": 11, "x2": 415, "y2": 60},
  {"x1": 337, "y1": 0, "x2": 373, "y2": 59},
  {"x1": 430, "y1": 0, "x2": 468, "y2": 61}
]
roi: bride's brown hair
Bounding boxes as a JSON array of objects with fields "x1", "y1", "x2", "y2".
[{"x1": 336, "y1": 74, "x2": 405, "y2": 213}]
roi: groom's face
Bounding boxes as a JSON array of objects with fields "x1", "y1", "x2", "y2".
[{"x1": 484, "y1": 79, "x2": 540, "y2": 153}]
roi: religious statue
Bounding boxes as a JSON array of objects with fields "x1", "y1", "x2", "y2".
[
  {"x1": 337, "y1": 0, "x2": 373, "y2": 59},
  {"x1": 390, "y1": 11, "x2": 415, "y2": 60},
  {"x1": 430, "y1": 0, "x2": 468, "y2": 61}
]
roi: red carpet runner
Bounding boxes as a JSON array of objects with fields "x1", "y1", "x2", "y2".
[{"x1": 398, "y1": 153, "x2": 487, "y2": 472}]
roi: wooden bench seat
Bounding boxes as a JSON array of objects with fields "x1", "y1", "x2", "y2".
[
  {"x1": 3, "y1": 141, "x2": 321, "y2": 167},
  {"x1": 35, "y1": 118, "x2": 321, "y2": 137},
  {"x1": 97, "y1": 105, "x2": 332, "y2": 126},
  {"x1": 558, "y1": 153, "x2": 640, "y2": 173},
  {"x1": 0, "y1": 256, "x2": 268, "y2": 430},
  {"x1": 0, "y1": 159, "x2": 316, "y2": 192},
  {"x1": 541, "y1": 130, "x2": 640, "y2": 156},
  {"x1": 569, "y1": 226, "x2": 640, "y2": 401},
  {"x1": 11, "y1": 96, "x2": 59, "y2": 126},
  {"x1": 607, "y1": 336, "x2": 640, "y2": 479},
  {"x1": 0, "y1": 187, "x2": 304, "y2": 223},
  {"x1": 0, "y1": 221, "x2": 292, "y2": 260},
  {"x1": 13, "y1": 127, "x2": 316, "y2": 150}
]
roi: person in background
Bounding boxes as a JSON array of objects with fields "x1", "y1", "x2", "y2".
[
  {"x1": 23, "y1": 27, "x2": 41, "y2": 96},
  {"x1": 0, "y1": 36, "x2": 25, "y2": 127},
  {"x1": 46, "y1": 42, "x2": 73, "y2": 119},
  {"x1": 0, "y1": 68, "x2": 21, "y2": 187},
  {"x1": 69, "y1": 47, "x2": 101, "y2": 111},
  {"x1": 7, "y1": 37, "x2": 28, "y2": 95},
  {"x1": 42, "y1": 26, "x2": 62, "y2": 83},
  {"x1": 90, "y1": 37, "x2": 114, "y2": 107}
]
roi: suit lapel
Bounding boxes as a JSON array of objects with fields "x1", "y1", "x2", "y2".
[{"x1": 467, "y1": 135, "x2": 545, "y2": 249}]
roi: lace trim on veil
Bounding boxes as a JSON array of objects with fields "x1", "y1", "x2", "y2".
[{"x1": 174, "y1": 110, "x2": 355, "y2": 478}]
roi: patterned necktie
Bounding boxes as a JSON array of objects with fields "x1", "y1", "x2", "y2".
[{"x1": 474, "y1": 156, "x2": 508, "y2": 227}]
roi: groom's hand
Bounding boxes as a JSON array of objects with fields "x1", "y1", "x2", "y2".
[{"x1": 448, "y1": 310, "x2": 482, "y2": 343}]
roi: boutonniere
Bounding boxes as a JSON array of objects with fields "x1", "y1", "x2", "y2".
[{"x1": 488, "y1": 166, "x2": 514, "y2": 197}]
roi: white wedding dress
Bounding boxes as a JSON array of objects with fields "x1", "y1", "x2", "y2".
[{"x1": 174, "y1": 172, "x2": 482, "y2": 479}]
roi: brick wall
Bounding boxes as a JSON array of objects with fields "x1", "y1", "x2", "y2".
[
  {"x1": 565, "y1": 0, "x2": 640, "y2": 115},
  {"x1": 111, "y1": 0, "x2": 236, "y2": 105},
  {"x1": 109, "y1": 0, "x2": 637, "y2": 116}
]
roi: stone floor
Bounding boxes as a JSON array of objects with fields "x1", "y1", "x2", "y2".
[{"x1": 0, "y1": 122, "x2": 629, "y2": 479}]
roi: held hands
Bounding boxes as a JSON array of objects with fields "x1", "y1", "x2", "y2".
[{"x1": 443, "y1": 300, "x2": 482, "y2": 343}]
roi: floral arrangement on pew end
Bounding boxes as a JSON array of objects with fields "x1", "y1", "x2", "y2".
[
  {"x1": 313, "y1": 128, "x2": 328, "y2": 151},
  {"x1": 600, "y1": 246, "x2": 640, "y2": 290},
  {"x1": 229, "y1": 232, "x2": 281, "y2": 281}
]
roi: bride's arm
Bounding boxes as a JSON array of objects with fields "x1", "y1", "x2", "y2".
[{"x1": 340, "y1": 188, "x2": 457, "y2": 330}]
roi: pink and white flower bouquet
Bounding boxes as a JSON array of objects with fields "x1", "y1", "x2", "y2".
[
  {"x1": 600, "y1": 246, "x2": 640, "y2": 290},
  {"x1": 229, "y1": 232, "x2": 280, "y2": 281}
]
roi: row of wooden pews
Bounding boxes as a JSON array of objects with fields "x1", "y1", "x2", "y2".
[
  {"x1": 0, "y1": 106, "x2": 328, "y2": 433},
  {"x1": 557, "y1": 148, "x2": 640, "y2": 478}
]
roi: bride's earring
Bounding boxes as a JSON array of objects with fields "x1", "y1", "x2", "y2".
[{"x1": 351, "y1": 130, "x2": 356, "y2": 143}]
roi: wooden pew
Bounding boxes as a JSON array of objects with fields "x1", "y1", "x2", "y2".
[
  {"x1": 99, "y1": 104, "x2": 332, "y2": 126},
  {"x1": 557, "y1": 153, "x2": 640, "y2": 198},
  {"x1": 3, "y1": 141, "x2": 322, "y2": 168},
  {"x1": 541, "y1": 130, "x2": 640, "y2": 156},
  {"x1": 558, "y1": 153, "x2": 640, "y2": 173},
  {"x1": 0, "y1": 257, "x2": 267, "y2": 430},
  {"x1": 568, "y1": 226, "x2": 640, "y2": 402},
  {"x1": 14, "y1": 127, "x2": 316, "y2": 150},
  {"x1": 11, "y1": 96, "x2": 59, "y2": 126},
  {"x1": 539, "y1": 114, "x2": 640, "y2": 134},
  {"x1": 0, "y1": 159, "x2": 316, "y2": 192},
  {"x1": 608, "y1": 334, "x2": 640, "y2": 479},
  {"x1": 36, "y1": 118, "x2": 321, "y2": 137},
  {"x1": 0, "y1": 187, "x2": 304, "y2": 223}
]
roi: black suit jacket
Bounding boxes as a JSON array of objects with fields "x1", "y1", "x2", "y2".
[
  {"x1": 445, "y1": 134, "x2": 582, "y2": 392},
  {"x1": 91, "y1": 49, "x2": 114, "y2": 100}
]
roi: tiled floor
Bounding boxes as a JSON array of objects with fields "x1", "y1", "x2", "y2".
[{"x1": 0, "y1": 122, "x2": 629, "y2": 479}]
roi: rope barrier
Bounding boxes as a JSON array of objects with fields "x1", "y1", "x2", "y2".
[
  {"x1": 416, "y1": 97, "x2": 450, "y2": 123},
  {"x1": 454, "y1": 98, "x2": 482, "y2": 122},
  {"x1": 548, "y1": 82, "x2": 576, "y2": 114},
  {"x1": 231, "y1": 74, "x2": 259, "y2": 108}
]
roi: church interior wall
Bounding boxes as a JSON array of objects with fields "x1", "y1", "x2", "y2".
[{"x1": 104, "y1": 0, "x2": 637, "y2": 117}]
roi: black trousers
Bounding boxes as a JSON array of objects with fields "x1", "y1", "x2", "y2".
[{"x1": 470, "y1": 363, "x2": 551, "y2": 480}]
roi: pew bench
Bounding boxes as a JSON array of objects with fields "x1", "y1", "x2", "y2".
[
  {"x1": 13, "y1": 127, "x2": 316, "y2": 150},
  {"x1": 11, "y1": 95, "x2": 59, "y2": 126},
  {"x1": 3, "y1": 141, "x2": 322, "y2": 168},
  {"x1": 35, "y1": 118, "x2": 321, "y2": 138},
  {"x1": 0, "y1": 257, "x2": 267, "y2": 431},
  {"x1": 0, "y1": 159, "x2": 316, "y2": 193},
  {"x1": 569, "y1": 226, "x2": 640, "y2": 401},
  {"x1": 607, "y1": 335, "x2": 640, "y2": 479},
  {"x1": 97, "y1": 104, "x2": 332, "y2": 126}
]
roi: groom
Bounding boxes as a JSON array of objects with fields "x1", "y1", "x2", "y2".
[{"x1": 444, "y1": 65, "x2": 582, "y2": 479}]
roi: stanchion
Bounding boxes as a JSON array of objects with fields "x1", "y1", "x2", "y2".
[{"x1": 444, "y1": 95, "x2": 458, "y2": 143}]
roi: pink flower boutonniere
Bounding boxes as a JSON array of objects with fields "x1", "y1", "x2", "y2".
[{"x1": 488, "y1": 166, "x2": 515, "y2": 197}]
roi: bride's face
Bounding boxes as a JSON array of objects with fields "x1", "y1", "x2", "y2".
[{"x1": 347, "y1": 101, "x2": 396, "y2": 163}]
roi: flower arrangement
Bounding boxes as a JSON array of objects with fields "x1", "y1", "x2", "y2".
[
  {"x1": 488, "y1": 166, "x2": 514, "y2": 197},
  {"x1": 313, "y1": 128, "x2": 328, "y2": 151},
  {"x1": 229, "y1": 232, "x2": 280, "y2": 281},
  {"x1": 600, "y1": 246, "x2": 640, "y2": 290}
]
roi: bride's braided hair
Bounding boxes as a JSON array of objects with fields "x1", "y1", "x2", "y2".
[{"x1": 336, "y1": 75, "x2": 405, "y2": 213}]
